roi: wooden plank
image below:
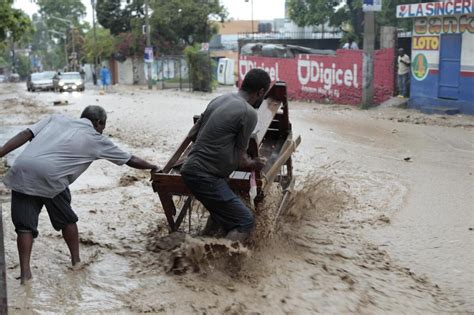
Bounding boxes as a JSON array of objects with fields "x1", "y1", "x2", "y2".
[
  {"x1": 253, "y1": 98, "x2": 281, "y2": 146},
  {"x1": 174, "y1": 196, "x2": 193, "y2": 230},
  {"x1": 162, "y1": 137, "x2": 192, "y2": 173},
  {"x1": 274, "y1": 177, "x2": 295, "y2": 225},
  {"x1": 157, "y1": 191, "x2": 177, "y2": 231},
  {"x1": 263, "y1": 135, "x2": 301, "y2": 194},
  {"x1": 153, "y1": 173, "x2": 256, "y2": 192}
]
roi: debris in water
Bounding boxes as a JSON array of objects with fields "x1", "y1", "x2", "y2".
[{"x1": 53, "y1": 100, "x2": 68, "y2": 106}]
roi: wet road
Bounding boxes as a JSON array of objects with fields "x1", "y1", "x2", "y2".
[{"x1": 0, "y1": 82, "x2": 473, "y2": 313}]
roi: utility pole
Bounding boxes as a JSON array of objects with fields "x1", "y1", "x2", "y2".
[
  {"x1": 49, "y1": 30, "x2": 68, "y2": 68},
  {"x1": 362, "y1": 10, "x2": 375, "y2": 108},
  {"x1": 245, "y1": 0, "x2": 254, "y2": 35},
  {"x1": 92, "y1": 0, "x2": 98, "y2": 85},
  {"x1": 0, "y1": 205, "x2": 8, "y2": 315},
  {"x1": 50, "y1": 16, "x2": 75, "y2": 71},
  {"x1": 71, "y1": 26, "x2": 76, "y2": 71},
  {"x1": 145, "y1": 0, "x2": 152, "y2": 90}
]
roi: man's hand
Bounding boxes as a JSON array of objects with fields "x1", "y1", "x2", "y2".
[
  {"x1": 250, "y1": 157, "x2": 267, "y2": 171},
  {"x1": 150, "y1": 166, "x2": 162, "y2": 181}
]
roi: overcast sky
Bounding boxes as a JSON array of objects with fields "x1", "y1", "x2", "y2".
[{"x1": 13, "y1": 0, "x2": 286, "y2": 23}]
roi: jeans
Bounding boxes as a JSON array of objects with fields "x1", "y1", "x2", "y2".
[
  {"x1": 397, "y1": 73, "x2": 410, "y2": 97},
  {"x1": 181, "y1": 173, "x2": 254, "y2": 233}
]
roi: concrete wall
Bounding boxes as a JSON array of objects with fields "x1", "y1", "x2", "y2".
[
  {"x1": 116, "y1": 58, "x2": 146, "y2": 85},
  {"x1": 238, "y1": 48, "x2": 395, "y2": 105}
]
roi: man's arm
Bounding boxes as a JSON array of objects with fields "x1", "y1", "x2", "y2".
[
  {"x1": 126, "y1": 155, "x2": 159, "y2": 171},
  {"x1": 0, "y1": 129, "x2": 33, "y2": 158},
  {"x1": 401, "y1": 55, "x2": 411, "y2": 66},
  {"x1": 238, "y1": 150, "x2": 266, "y2": 171},
  {"x1": 186, "y1": 115, "x2": 202, "y2": 142}
]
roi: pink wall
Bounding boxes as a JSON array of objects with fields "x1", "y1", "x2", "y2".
[{"x1": 238, "y1": 48, "x2": 395, "y2": 105}]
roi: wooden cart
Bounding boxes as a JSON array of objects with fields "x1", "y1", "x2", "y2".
[{"x1": 152, "y1": 81, "x2": 301, "y2": 232}]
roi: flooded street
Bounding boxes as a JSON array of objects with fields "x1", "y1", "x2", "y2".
[{"x1": 1, "y1": 82, "x2": 473, "y2": 313}]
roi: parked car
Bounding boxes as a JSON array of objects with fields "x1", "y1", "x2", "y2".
[
  {"x1": 27, "y1": 71, "x2": 56, "y2": 91},
  {"x1": 9, "y1": 73, "x2": 20, "y2": 82},
  {"x1": 0, "y1": 74, "x2": 6, "y2": 83},
  {"x1": 54, "y1": 72, "x2": 85, "y2": 92}
]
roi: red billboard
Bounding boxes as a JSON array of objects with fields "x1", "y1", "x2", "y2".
[{"x1": 239, "y1": 48, "x2": 395, "y2": 105}]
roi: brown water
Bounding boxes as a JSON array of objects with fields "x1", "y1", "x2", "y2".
[{"x1": 0, "y1": 83, "x2": 472, "y2": 313}]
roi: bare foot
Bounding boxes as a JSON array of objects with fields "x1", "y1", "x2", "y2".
[
  {"x1": 68, "y1": 259, "x2": 94, "y2": 271},
  {"x1": 18, "y1": 271, "x2": 32, "y2": 285}
]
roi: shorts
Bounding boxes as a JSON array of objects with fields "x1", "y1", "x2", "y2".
[{"x1": 11, "y1": 188, "x2": 78, "y2": 238}]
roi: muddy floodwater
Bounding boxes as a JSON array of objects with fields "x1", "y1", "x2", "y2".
[{"x1": 0, "y1": 83, "x2": 473, "y2": 314}]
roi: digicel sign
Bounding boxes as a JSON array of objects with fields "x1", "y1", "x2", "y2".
[
  {"x1": 239, "y1": 51, "x2": 363, "y2": 104},
  {"x1": 297, "y1": 56, "x2": 359, "y2": 90}
]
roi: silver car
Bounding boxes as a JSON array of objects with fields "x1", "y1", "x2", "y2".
[
  {"x1": 55, "y1": 72, "x2": 85, "y2": 92},
  {"x1": 27, "y1": 71, "x2": 56, "y2": 91}
]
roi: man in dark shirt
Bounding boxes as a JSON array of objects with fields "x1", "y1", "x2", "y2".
[{"x1": 181, "y1": 69, "x2": 271, "y2": 242}]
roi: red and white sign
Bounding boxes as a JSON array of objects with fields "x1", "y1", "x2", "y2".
[
  {"x1": 238, "y1": 49, "x2": 395, "y2": 105},
  {"x1": 397, "y1": 0, "x2": 474, "y2": 18}
]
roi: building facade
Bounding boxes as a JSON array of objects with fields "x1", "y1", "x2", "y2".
[{"x1": 397, "y1": 0, "x2": 474, "y2": 114}]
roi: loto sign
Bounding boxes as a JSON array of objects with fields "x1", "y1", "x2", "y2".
[{"x1": 412, "y1": 36, "x2": 440, "y2": 50}]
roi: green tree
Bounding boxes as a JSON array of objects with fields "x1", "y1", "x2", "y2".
[
  {"x1": 83, "y1": 27, "x2": 115, "y2": 64},
  {"x1": 150, "y1": 0, "x2": 226, "y2": 54},
  {"x1": 288, "y1": 0, "x2": 415, "y2": 45},
  {"x1": 37, "y1": 0, "x2": 86, "y2": 28},
  {"x1": 184, "y1": 44, "x2": 214, "y2": 92},
  {"x1": 288, "y1": 0, "x2": 363, "y2": 40},
  {"x1": 96, "y1": 0, "x2": 144, "y2": 35},
  {"x1": 37, "y1": 0, "x2": 88, "y2": 69},
  {"x1": 376, "y1": 0, "x2": 413, "y2": 31},
  {"x1": 0, "y1": 0, "x2": 32, "y2": 42}
]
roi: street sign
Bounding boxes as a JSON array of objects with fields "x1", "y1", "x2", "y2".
[
  {"x1": 142, "y1": 25, "x2": 151, "y2": 35},
  {"x1": 396, "y1": 0, "x2": 473, "y2": 18},
  {"x1": 144, "y1": 46, "x2": 153, "y2": 63},
  {"x1": 363, "y1": 0, "x2": 382, "y2": 12},
  {"x1": 201, "y1": 42, "x2": 209, "y2": 51}
]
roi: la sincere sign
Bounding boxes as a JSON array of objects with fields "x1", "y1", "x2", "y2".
[{"x1": 397, "y1": 0, "x2": 473, "y2": 18}]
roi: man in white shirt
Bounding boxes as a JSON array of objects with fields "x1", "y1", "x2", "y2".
[
  {"x1": 343, "y1": 38, "x2": 359, "y2": 50},
  {"x1": 0, "y1": 105, "x2": 158, "y2": 284},
  {"x1": 397, "y1": 48, "x2": 411, "y2": 98}
]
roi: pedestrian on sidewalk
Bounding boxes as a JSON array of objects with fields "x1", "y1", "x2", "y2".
[
  {"x1": 0, "y1": 105, "x2": 159, "y2": 284},
  {"x1": 397, "y1": 48, "x2": 411, "y2": 98},
  {"x1": 100, "y1": 66, "x2": 111, "y2": 91},
  {"x1": 343, "y1": 38, "x2": 359, "y2": 50}
]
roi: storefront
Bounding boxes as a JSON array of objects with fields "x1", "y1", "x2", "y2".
[{"x1": 397, "y1": 0, "x2": 474, "y2": 114}]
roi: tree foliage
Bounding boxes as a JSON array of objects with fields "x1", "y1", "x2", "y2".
[
  {"x1": 36, "y1": 0, "x2": 89, "y2": 68},
  {"x1": 288, "y1": 0, "x2": 414, "y2": 42},
  {"x1": 184, "y1": 44, "x2": 214, "y2": 92},
  {"x1": 115, "y1": 30, "x2": 145, "y2": 57},
  {"x1": 83, "y1": 27, "x2": 116, "y2": 63},
  {"x1": 37, "y1": 0, "x2": 86, "y2": 29},
  {"x1": 288, "y1": 0, "x2": 363, "y2": 39},
  {"x1": 96, "y1": 0, "x2": 144, "y2": 35},
  {"x1": 376, "y1": 0, "x2": 414, "y2": 30},
  {"x1": 0, "y1": 0, "x2": 32, "y2": 42},
  {"x1": 150, "y1": 0, "x2": 227, "y2": 54}
]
